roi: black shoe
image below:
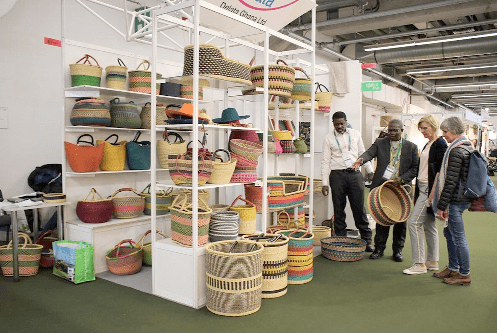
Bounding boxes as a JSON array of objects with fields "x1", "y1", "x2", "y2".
[
  {"x1": 369, "y1": 249, "x2": 384, "y2": 259},
  {"x1": 365, "y1": 242, "x2": 374, "y2": 253},
  {"x1": 393, "y1": 252, "x2": 403, "y2": 262}
]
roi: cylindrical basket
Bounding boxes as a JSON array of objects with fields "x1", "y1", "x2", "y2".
[
  {"x1": 205, "y1": 240, "x2": 264, "y2": 316},
  {"x1": 76, "y1": 188, "x2": 114, "y2": 223},
  {"x1": 209, "y1": 211, "x2": 240, "y2": 242},
  {"x1": 109, "y1": 188, "x2": 145, "y2": 219},
  {"x1": 367, "y1": 180, "x2": 413, "y2": 226},
  {"x1": 128, "y1": 60, "x2": 162, "y2": 94},
  {"x1": 136, "y1": 230, "x2": 169, "y2": 266},
  {"x1": 105, "y1": 58, "x2": 128, "y2": 90},
  {"x1": 105, "y1": 239, "x2": 142, "y2": 275},
  {"x1": 157, "y1": 131, "x2": 187, "y2": 168},
  {"x1": 141, "y1": 184, "x2": 174, "y2": 215},
  {"x1": 311, "y1": 226, "x2": 332, "y2": 246},
  {"x1": 0, "y1": 232, "x2": 43, "y2": 277},
  {"x1": 69, "y1": 54, "x2": 102, "y2": 87},
  {"x1": 241, "y1": 233, "x2": 289, "y2": 299},
  {"x1": 250, "y1": 59, "x2": 295, "y2": 98},
  {"x1": 321, "y1": 236, "x2": 367, "y2": 262},
  {"x1": 230, "y1": 195, "x2": 257, "y2": 235},
  {"x1": 276, "y1": 230, "x2": 314, "y2": 285},
  {"x1": 140, "y1": 103, "x2": 167, "y2": 129},
  {"x1": 244, "y1": 183, "x2": 263, "y2": 213}
]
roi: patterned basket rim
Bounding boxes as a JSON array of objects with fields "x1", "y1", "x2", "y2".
[{"x1": 205, "y1": 239, "x2": 264, "y2": 257}]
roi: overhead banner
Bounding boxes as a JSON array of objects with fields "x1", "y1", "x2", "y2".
[{"x1": 202, "y1": 0, "x2": 316, "y2": 41}]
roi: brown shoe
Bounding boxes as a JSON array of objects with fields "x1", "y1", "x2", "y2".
[
  {"x1": 433, "y1": 266, "x2": 458, "y2": 279},
  {"x1": 443, "y1": 273, "x2": 471, "y2": 286}
]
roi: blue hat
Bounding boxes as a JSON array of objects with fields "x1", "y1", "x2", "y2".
[{"x1": 212, "y1": 108, "x2": 250, "y2": 124}]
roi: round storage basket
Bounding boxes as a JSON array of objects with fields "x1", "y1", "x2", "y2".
[
  {"x1": 244, "y1": 183, "x2": 263, "y2": 213},
  {"x1": 321, "y1": 237, "x2": 367, "y2": 262},
  {"x1": 367, "y1": 180, "x2": 413, "y2": 226},
  {"x1": 70, "y1": 98, "x2": 111, "y2": 127},
  {"x1": 109, "y1": 188, "x2": 145, "y2": 219},
  {"x1": 209, "y1": 211, "x2": 239, "y2": 242},
  {"x1": 141, "y1": 184, "x2": 174, "y2": 216},
  {"x1": 205, "y1": 240, "x2": 264, "y2": 317},
  {"x1": 312, "y1": 226, "x2": 332, "y2": 246},
  {"x1": 250, "y1": 60, "x2": 295, "y2": 98},
  {"x1": 136, "y1": 230, "x2": 169, "y2": 266},
  {"x1": 229, "y1": 195, "x2": 257, "y2": 235},
  {"x1": 0, "y1": 233, "x2": 43, "y2": 277},
  {"x1": 241, "y1": 234, "x2": 289, "y2": 299},
  {"x1": 105, "y1": 240, "x2": 142, "y2": 275},
  {"x1": 276, "y1": 230, "x2": 314, "y2": 285},
  {"x1": 210, "y1": 204, "x2": 230, "y2": 212}
]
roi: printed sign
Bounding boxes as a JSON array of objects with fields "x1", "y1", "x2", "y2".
[
  {"x1": 44, "y1": 37, "x2": 61, "y2": 47},
  {"x1": 361, "y1": 81, "x2": 382, "y2": 92}
]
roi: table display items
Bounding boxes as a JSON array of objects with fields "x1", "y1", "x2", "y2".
[
  {"x1": 64, "y1": 134, "x2": 105, "y2": 173},
  {"x1": 76, "y1": 188, "x2": 114, "y2": 223},
  {"x1": 70, "y1": 97, "x2": 111, "y2": 127},
  {"x1": 69, "y1": 54, "x2": 102, "y2": 87},
  {"x1": 241, "y1": 233, "x2": 289, "y2": 299},
  {"x1": 367, "y1": 180, "x2": 413, "y2": 226},
  {"x1": 105, "y1": 239, "x2": 142, "y2": 275},
  {"x1": 128, "y1": 60, "x2": 162, "y2": 94},
  {"x1": 205, "y1": 240, "x2": 264, "y2": 316},
  {"x1": 136, "y1": 230, "x2": 169, "y2": 266},
  {"x1": 208, "y1": 211, "x2": 240, "y2": 242},
  {"x1": 53, "y1": 240, "x2": 95, "y2": 283},
  {"x1": 276, "y1": 230, "x2": 314, "y2": 285},
  {"x1": 97, "y1": 134, "x2": 127, "y2": 171},
  {"x1": 105, "y1": 58, "x2": 128, "y2": 90},
  {"x1": 321, "y1": 237, "x2": 367, "y2": 262},
  {"x1": 141, "y1": 184, "x2": 174, "y2": 215},
  {"x1": 109, "y1": 188, "x2": 145, "y2": 219},
  {"x1": 229, "y1": 195, "x2": 257, "y2": 235},
  {"x1": 0, "y1": 233, "x2": 43, "y2": 277}
]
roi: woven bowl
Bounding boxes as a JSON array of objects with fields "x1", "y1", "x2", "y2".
[{"x1": 321, "y1": 236, "x2": 366, "y2": 262}]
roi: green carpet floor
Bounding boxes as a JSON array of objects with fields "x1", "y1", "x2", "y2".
[{"x1": 2, "y1": 180, "x2": 497, "y2": 333}]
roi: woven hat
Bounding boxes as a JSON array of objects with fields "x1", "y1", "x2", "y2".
[
  {"x1": 166, "y1": 103, "x2": 209, "y2": 121},
  {"x1": 213, "y1": 108, "x2": 250, "y2": 124}
]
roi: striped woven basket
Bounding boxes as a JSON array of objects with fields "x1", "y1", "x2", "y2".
[
  {"x1": 180, "y1": 84, "x2": 203, "y2": 100},
  {"x1": 291, "y1": 67, "x2": 312, "y2": 101},
  {"x1": 205, "y1": 240, "x2": 264, "y2": 316},
  {"x1": 69, "y1": 54, "x2": 102, "y2": 87},
  {"x1": 141, "y1": 184, "x2": 174, "y2": 215},
  {"x1": 169, "y1": 194, "x2": 212, "y2": 247},
  {"x1": 267, "y1": 175, "x2": 309, "y2": 210},
  {"x1": 70, "y1": 98, "x2": 111, "y2": 127},
  {"x1": 229, "y1": 139, "x2": 263, "y2": 162},
  {"x1": 105, "y1": 239, "x2": 142, "y2": 275},
  {"x1": 241, "y1": 233, "x2": 289, "y2": 299},
  {"x1": 208, "y1": 211, "x2": 239, "y2": 242},
  {"x1": 250, "y1": 59, "x2": 295, "y2": 98},
  {"x1": 367, "y1": 181, "x2": 413, "y2": 227},
  {"x1": 109, "y1": 98, "x2": 141, "y2": 129},
  {"x1": 109, "y1": 188, "x2": 145, "y2": 219},
  {"x1": 140, "y1": 103, "x2": 167, "y2": 129},
  {"x1": 167, "y1": 153, "x2": 214, "y2": 186},
  {"x1": 321, "y1": 237, "x2": 366, "y2": 262},
  {"x1": 276, "y1": 230, "x2": 314, "y2": 285},
  {"x1": 0, "y1": 233, "x2": 43, "y2": 277},
  {"x1": 315, "y1": 83, "x2": 333, "y2": 112},
  {"x1": 105, "y1": 58, "x2": 128, "y2": 90},
  {"x1": 136, "y1": 230, "x2": 169, "y2": 266},
  {"x1": 280, "y1": 140, "x2": 296, "y2": 154},
  {"x1": 128, "y1": 60, "x2": 162, "y2": 94},
  {"x1": 229, "y1": 195, "x2": 257, "y2": 235}
]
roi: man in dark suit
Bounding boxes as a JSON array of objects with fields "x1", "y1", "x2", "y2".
[{"x1": 352, "y1": 119, "x2": 419, "y2": 262}]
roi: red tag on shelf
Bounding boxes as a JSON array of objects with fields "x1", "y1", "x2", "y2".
[
  {"x1": 361, "y1": 63, "x2": 376, "y2": 69},
  {"x1": 44, "y1": 37, "x2": 61, "y2": 47}
]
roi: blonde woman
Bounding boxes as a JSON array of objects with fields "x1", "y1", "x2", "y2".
[{"x1": 403, "y1": 115, "x2": 447, "y2": 275}]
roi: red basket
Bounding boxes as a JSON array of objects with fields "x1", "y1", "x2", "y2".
[{"x1": 76, "y1": 188, "x2": 114, "y2": 223}]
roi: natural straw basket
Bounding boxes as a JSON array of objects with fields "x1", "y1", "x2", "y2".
[
  {"x1": 69, "y1": 54, "x2": 102, "y2": 87},
  {"x1": 140, "y1": 184, "x2": 174, "y2": 215},
  {"x1": 241, "y1": 233, "x2": 289, "y2": 299},
  {"x1": 210, "y1": 204, "x2": 230, "y2": 212},
  {"x1": 109, "y1": 188, "x2": 145, "y2": 219},
  {"x1": 0, "y1": 232, "x2": 43, "y2": 277},
  {"x1": 276, "y1": 229, "x2": 314, "y2": 285},
  {"x1": 136, "y1": 230, "x2": 169, "y2": 266},
  {"x1": 105, "y1": 239, "x2": 142, "y2": 275},
  {"x1": 230, "y1": 195, "x2": 257, "y2": 235},
  {"x1": 291, "y1": 67, "x2": 312, "y2": 101},
  {"x1": 367, "y1": 180, "x2": 413, "y2": 227},
  {"x1": 208, "y1": 211, "x2": 240, "y2": 242},
  {"x1": 140, "y1": 102, "x2": 167, "y2": 129},
  {"x1": 311, "y1": 226, "x2": 332, "y2": 246},
  {"x1": 208, "y1": 149, "x2": 237, "y2": 184},
  {"x1": 229, "y1": 139, "x2": 263, "y2": 162},
  {"x1": 205, "y1": 240, "x2": 264, "y2": 317},
  {"x1": 321, "y1": 237, "x2": 366, "y2": 262},
  {"x1": 42, "y1": 193, "x2": 66, "y2": 204},
  {"x1": 105, "y1": 58, "x2": 128, "y2": 90},
  {"x1": 315, "y1": 82, "x2": 333, "y2": 113}
]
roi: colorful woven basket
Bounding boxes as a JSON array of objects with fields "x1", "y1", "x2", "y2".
[
  {"x1": 109, "y1": 188, "x2": 145, "y2": 219},
  {"x1": 180, "y1": 84, "x2": 203, "y2": 100},
  {"x1": 140, "y1": 103, "x2": 167, "y2": 129},
  {"x1": 105, "y1": 58, "x2": 128, "y2": 90},
  {"x1": 209, "y1": 211, "x2": 240, "y2": 242},
  {"x1": 229, "y1": 195, "x2": 257, "y2": 235},
  {"x1": 291, "y1": 67, "x2": 312, "y2": 101},
  {"x1": 105, "y1": 239, "x2": 142, "y2": 275},
  {"x1": 315, "y1": 83, "x2": 333, "y2": 113},
  {"x1": 311, "y1": 226, "x2": 332, "y2": 246},
  {"x1": 169, "y1": 194, "x2": 212, "y2": 247},
  {"x1": 136, "y1": 230, "x2": 169, "y2": 266},
  {"x1": 321, "y1": 237, "x2": 366, "y2": 262},
  {"x1": 109, "y1": 98, "x2": 141, "y2": 129},
  {"x1": 229, "y1": 139, "x2": 263, "y2": 162},
  {"x1": 280, "y1": 140, "x2": 296, "y2": 154},
  {"x1": 69, "y1": 54, "x2": 102, "y2": 87},
  {"x1": 250, "y1": 59, "x2": 295, "y2": 98},
  {"x1": 208, "y1": 149, "x2": 237, "y2": 184},
  {"x1": 128, "y1": 60, "x2": 162, "y2": 94},
  {"x1": 76, "y1": 188, "x2": 114, "y2": 223},
  {"x1": 277, "y1": 208, "x2": 306, "y2": 229},
  {"x1": 0, "y1": 233, "x2": 43, "y2": 277},
  {"x1": 367, "y1": 181, "x2": 413, "y2": 227},
  {"x1": 205, "y1": 240, "x2": 264, "y2": 316},
  {"x1": 276, "y1": 230, "x2": 314, "y2": 285},
  {"x1": 244, "y1": 183, "x2": 264, "y2": 213},
  {"x1": 70, "y1": 98, "x2": 111, "y2": 127},
  {"x1": 267, "y1": 175, "x2": 309, "y2": 210},
  {"x1": 241, "y1": 233, "x2": 289, "y2": 299},
  {"x1": 167, "y1": 152, "x2": 214, "y2": 186},
  {"x1": 141, "y1": 184, "x2": 174, "y2": 215}
]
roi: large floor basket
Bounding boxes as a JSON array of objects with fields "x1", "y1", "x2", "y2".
[
  {"x1": 321, "y1": 237, "x2": 366, "y2": 262},
  {"x1": 276, "y1": 230, "x2": 314, "y2": 285}
]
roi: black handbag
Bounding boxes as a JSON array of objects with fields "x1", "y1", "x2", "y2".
[{"x1": 160, "y1": 82, "x2": 181, "y2": 97}]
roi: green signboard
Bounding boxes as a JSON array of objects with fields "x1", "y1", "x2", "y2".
[{"x1": 362, "y1": 81, "x2": 382, "y2": 91}]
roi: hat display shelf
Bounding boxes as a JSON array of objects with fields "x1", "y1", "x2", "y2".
[{"x1": 58, "y1": 1, "x2": 316, "y2": 310}]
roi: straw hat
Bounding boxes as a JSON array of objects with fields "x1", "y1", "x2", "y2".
[{"x1": 212, "y1": 108, "x2": 250, "y2": 124}]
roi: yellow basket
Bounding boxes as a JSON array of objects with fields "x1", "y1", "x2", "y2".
[
  {"x1": 271, "y1": 131, "x2": 293, "y2": 140},
  {"x1": 229, "y1": 195, "x2": 256, "y2": 235},
  {"x1": 97, "y1": 134, "x2": 127, "y2": 171}
]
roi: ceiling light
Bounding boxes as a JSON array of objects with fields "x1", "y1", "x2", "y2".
[
  {"x1": 364, "y1": 31, "x2": 497, "y2": 52},
  {"x1": 407, "y1": 64, "x2": 497, "y2": 75},
  {"x1": 435, "y1": 82, "x2": 497, "y2": 90}
]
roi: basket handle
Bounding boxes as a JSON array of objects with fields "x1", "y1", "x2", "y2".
[
  {"x1": 110, "y1": 97, "x2": 120, "y2": 105},
  {"x1": 36, "y1": 230, "x2": 57, "y2": 244},
  {"x1": 109, "y1": 188, "x2": 142, "y2": 199},
  {"x1": 83, "y1": 188, "x2": 104, "y2": 202},
  {"x1": 163, "y1": 131, "x2": 184, "y2": 143},
  {"x1": 141, "y1": 183, "x2": 173, "y2": 196},
  {"x1": 294, "y1": 67, "x2": 311, "y2": 80},
  {"x1": 288, "y1": 229, "x2": 311, "y2": 239},
  {"x1": 117, "y1": 58, "x2": 127, "y2": 67},
  {"x1": 230, "y1": 195, "x2": 256, "y2": 208},
  {"x1": 277, "y1": 211, "x2": 291, "y2": 226},
  {"x1": 104, "y1": 134, "x2": 119, "y2": 145},
  {"x1": 136, "y1": 60, "x2": 151, "y2": 71},
  {"x1": 402, "y1": 184, "x2": 412, "y2": 195},
  {"x1": 187, "y1": 140, "x2": 205, "y2": 150},
  {"x1": 114, "y1": 239, "x2": 138, "y2": 259},
  {"x1": 76, "y1": 134, "x2": 95, "y2": 146},
  {"x1": 249, "y1": 56, "x2": 255, "y2": 66},
  {"x1": 75, "y1": 54, "x2": 100, "y2": 67},
  {"x1": 276, "y1": 59, "x2": 289, "y2": 66},
  {"x1": 214, "y1": 149, "x2": 230, "y2": 163},
  {"x1": 315, "y1": 82, "x2": 329, "y2": 93},
  {"x1": 6, "y1": 232, "x2": 32, "y2": 249},
  {"x1": 132, "y1": 131, "x2": 141, "y2": 143}
]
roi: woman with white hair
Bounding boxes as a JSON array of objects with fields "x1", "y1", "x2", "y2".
[
  {"x1": 431, "y1": 116, "x2": 473, "y2": 286},
  {"x1": 403, "y1": 115, "x2": 447, "y2": 275}
]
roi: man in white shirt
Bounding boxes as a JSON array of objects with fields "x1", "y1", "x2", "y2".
[{"x1": 321, "y1": 111, "x2": 374, "y2": 252}]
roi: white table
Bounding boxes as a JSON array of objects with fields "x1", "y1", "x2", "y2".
[{"x1": 1, "y1": 201, "x2": 70, "y2": 281}]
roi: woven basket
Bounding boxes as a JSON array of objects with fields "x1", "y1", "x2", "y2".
[
  {"x1": 244, "y1": 183, "x2": 263, "y2": 213},
  {"x1": 174, "y1": 189, "x2": 210, "y2": 204},
  {"x1": 128, "y1": 60, "x2": 162, "y2": 94},
  {"x1": 267, "y1": 175, "x2": 309, "y2": 210},
  {"x1": 229, "y1": 139, "x2": 263, "y2": 162},
  {"x1": 109, "y1": 188, "x2": 145, "y2": 219},
  {"x1": 97, "y1": 134, "x2": 127, "y2": 171},
  {"x1": 157, "y1": 131, "x2": 187, "y2": 168},
  {"x1": 69, "y1": 54, "x2": 102, "y2": 87},
  {"x1": 140, "y1": 103, "x2": 167, "y2": 129},
  {"x1": 42, "y1": 193, "x2": 66, "y2": 204},
  {"x1": 136, "y1": 230, "x2": 169, "y2": 266},
  {"x1": 275, "y1": 230, "x2": 314, "y2": 285},
  {"x1": 109, "y1": 98, "x2": 141, "y2": 129},
  {"x1": 277, "y1": 209, "x2": 306, "y2": 229},
  {"x1": 0, "y1": 233, "x2": 43, "y2": 277},
  {"x1": 315, "y1": 83, "x2": 333, "y2": 113},
  {"x1": 105, "y1": 239, "x2": 142, "y2": 275},
  {"x1": 141, "y1": 184, "x2": 174, "y2": 215},
  {"x1": 321, "y1": 237, "x2": 366, "y2": 262},
  {"x1": 70, "y1": 98, "x2": 111, "y2": 127},
  {"x1": 280, "y1": 140, "x2": 296, "y2": 154},
  {"x1": 205, "y1": 240, "x2": 264, "y2": 316},
  {"x1": 208, "y1": 149, "x2": 237, "y2": 184},
  {"x1": 167, "y1": 153, "x2": 214, "y2": 186},
  {"x1": 266, "y1": 221, "x2": 299, "y2": 234},
  {"x1": 312, "y1": 226, "x2": 332, "y2": 246},
  {"x1": 36, "y1": 230, "x2": 58, "y2": 268},
  {"x1": 271, "y1": 130, "x2": 293, "y2": 140},
  {"x1": 169, "y1": 194, "x2": 212, "y2": 247},
  {"x1": 180, "y1": 84, "x2": 203, "y2": 100},
  {"x1": 294, "y1": 137, "x2": 308, "y2": 154},
  {"x1": 65, "y1": 134, "x2": 105, "y2": 173},
  {"x1": 105, "y1": 58, "x2": 127, "y2": 90},
  {"x1": 250, "y1": 59, "x2": 295, "y2": 98},
  {"x1": 230, "y1": 195, "x2": 257, "y2": 235},
  {"x1": 367, "y1": 181, "x2": 413, "y2": 227},
  {"x1": 230, "y1": 152, "x2": 258, "y2": 167},
  {"x1": 209, "y1": 211, "x2": 240, "y2": 242},
  {"x1": 228, "y1": 130, "x2": 260, "y2": 149},
  {"x1": 210, "y1": 204, "x2": 230, "y2": 212},
  {"x1": 291, "y1": 67, "x2": 312, "y2": 101},
  {"x1": 241, "y1": 233, "x2": 289, "y2": 299},
  {"x1": 76, "y1": 188, "x2": 114, "y2": 223}
]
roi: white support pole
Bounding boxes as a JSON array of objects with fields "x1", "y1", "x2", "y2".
[
  {"x1": 262, "y1": 30, "x2": 270, "y2": 231},
  {"x1": 151, "y1": 10, "x2": 158, "y2": 294},
  {"x1": 309, "y1": 7, "x2": 316, "y2": 230}
]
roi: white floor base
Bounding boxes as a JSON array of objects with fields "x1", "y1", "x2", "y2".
[{"x1": 96, "y1": 266, "x2": 152, "y2": 294}]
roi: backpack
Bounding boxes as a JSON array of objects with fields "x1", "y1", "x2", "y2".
[
  {"x1": 27, "y1": 164, "x2": 62, "y2": 193},
  {"x1": 461, "y1": 148, "x2": 488, "y2": 199}
]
